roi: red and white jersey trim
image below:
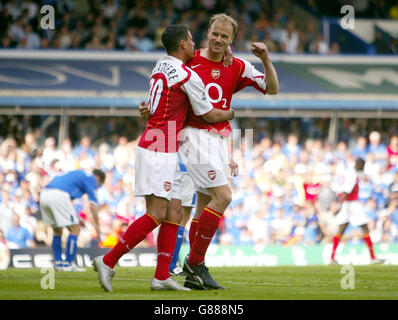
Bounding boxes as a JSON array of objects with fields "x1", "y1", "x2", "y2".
[
  {"x1": 138, "y1": 55, "x2": 213, "y2": 153},
  {"x1": 338, "y1": 169, "x2": 359, "y2": 201},
  {"x1": 185, "y1": 50, "x2": 267, "y2": 137}
]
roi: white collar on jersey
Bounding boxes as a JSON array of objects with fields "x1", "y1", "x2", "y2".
[{"x1": 163, "y1": 55, "x2": 184, "y2": 64}]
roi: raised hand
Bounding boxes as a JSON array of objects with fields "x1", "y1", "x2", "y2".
[{"x1": 251, "y1": 42, "x2": 269, "y2": 60}]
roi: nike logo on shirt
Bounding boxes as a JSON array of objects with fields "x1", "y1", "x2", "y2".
[{"x1": 190, "y1": 64, "x2": 201, "y2": 69}]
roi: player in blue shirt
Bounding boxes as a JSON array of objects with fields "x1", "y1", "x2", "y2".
[{"x1": 40, "y1": 169, "x2": 105, "y2": 271}]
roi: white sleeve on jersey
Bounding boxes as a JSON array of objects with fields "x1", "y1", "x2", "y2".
[
  {"x1": 240, "y1": 58, "x2": 267, "y2": 91},
  {"x1": 181, "y1": 70, "x2": 213, "y2": 116},
  {"x1": 341, "y1": 170, "x2": 357, "y2": 194}
]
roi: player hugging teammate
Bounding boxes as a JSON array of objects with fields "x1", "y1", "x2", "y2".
[{"x1": 93, "y1": 13, "x2": 279, "y2": 292}]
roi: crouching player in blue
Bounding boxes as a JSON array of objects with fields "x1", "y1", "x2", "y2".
[{"x1": 39, "y1": 169, "x2": 105, "y2": 271}]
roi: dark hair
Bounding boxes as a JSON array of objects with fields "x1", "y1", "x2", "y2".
[
  {"x1": 356, "y1": 158, "x2": 365, "y2": 170},
  {"x1": 161, "y1": 24, "x2": 189, "y2": 54},
  {"x1": 92, "y1": 169, "x2": 106, "y2": 184}
]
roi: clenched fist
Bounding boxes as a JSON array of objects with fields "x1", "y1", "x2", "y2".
[{"x1": 251, "y1": 42, "x2": 270, "y2": 60}]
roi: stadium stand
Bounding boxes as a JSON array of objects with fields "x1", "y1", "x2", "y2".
[
  {"x1": 1, "y1": 0, "x2": 396, "y2": 54},
  {"x1": 0, "y1": 115, "x2": 397, "y2": 251}
]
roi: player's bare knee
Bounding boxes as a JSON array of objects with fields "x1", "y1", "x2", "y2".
[
  {"x1": 220, "y1": 192, "x2": 232, "y2": 208},
  {"x1": 361, "y1": 224, "x2": 369, "y2": 234},
  {"x1": 53, "y1": 227, "x2": 63, "y2": 236},
  {"x1": 151, "y1": 208, "x2": 167, "y2": 224},
  {"x1": 221, "y1": 186, "x2": 232, "y2": 204},
  {"x1": 146, "y1": 196, "x2": 168, "y2": 222},
  {"x1": 166, "y1": 206, "x2": 183, "y2": 224},
  {"x1": 68, "y1": 224, "x2": 80, "y2": 235},
  {"x1": 224, "y1": 196, "x2": 232, "y2": 210},
  {"x1": 166, "y1": 198, "x2": 183, "y2": 223},
  {"x1": 211, "y1": 188, "x2": 232, "y2": 211}
]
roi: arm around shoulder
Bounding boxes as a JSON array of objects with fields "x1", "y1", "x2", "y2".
[{"x1": 202, "y1": 108, "x2": 235, "y2": 123}]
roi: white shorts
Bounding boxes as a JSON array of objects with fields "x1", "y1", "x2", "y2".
[
  {"x1": 40, "y1": 188, "x2": 79, "y2": 228},
  {"x1": 170, "y1": 169, "x2": 196, "y2": 208},
  {"x1": 179, "y1": 127, "x2": 229, "y2": 195},
  {"x1": 134, "y1": 146, "x2": 178, "y2": 201},
  {"x1": 335, "y1": 201, "x2": 370, "y2": 227}
]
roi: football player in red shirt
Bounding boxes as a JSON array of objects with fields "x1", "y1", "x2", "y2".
[
  {"x1": 92, "y1": 25, "x2": 235, "y2": 292},
  {"x1": 180, "y1": 13, "x2": 278, "y2": 290},
  {"x1": 140, "y1": 14, "x2": 279, "y2": 290},
  {"x1": 330, "y1": 158, "x2": 385, "y2": 265}
]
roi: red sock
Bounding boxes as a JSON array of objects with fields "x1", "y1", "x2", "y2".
[
  {"x1": 189, "y1": 207, "x2": 222, "y2": 266},
  {"x1": 189, "y1": 219, "x2": 199, "y2": 249},
  {"x1": 331, "y1": 235, "x2": 341, "y2": 260},
  {"x1": 103, "y1": 213, "x2": 159, "y2": 269},
  {"x1": 154, "y1": 221, "x2": 179, "y2": 280},
  {"x1": 363, "y1": 235, "x2": 376, "y2": 260}
]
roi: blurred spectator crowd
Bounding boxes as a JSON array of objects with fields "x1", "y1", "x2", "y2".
[
  {"x1": 2, "y1": 0, "x2": 397, "y2": 54},
  {"x1": 0, "y1": 0, "x2": 379, "y2": 54},
  {"x1": 0, "y1": 115, "x2": 398, "y2": 253},
  {"x1": 298, "y1": 0, "x2": 398, "y2": 19}
]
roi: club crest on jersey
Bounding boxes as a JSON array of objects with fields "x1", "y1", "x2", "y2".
[
  {"x1": 164, "y1": 181, "x2": 172, "y2": 192},
  {"x1": 208, "y1": 170, "x2": 216, "y2": 180},
  {"x1": 211, "y1": 68, "x2": 220, "y2": 79}
]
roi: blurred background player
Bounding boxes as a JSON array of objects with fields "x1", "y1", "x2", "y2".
[
  {"x1": 168, "y1": 154, "x2": 197, "y2": 276},
  {"x1": 330, "y1": 158, "x2": 385, "y2": 265},
  {"x1": 39, "y1": 169, "x2": 105, "y2": 271},
  {"x1": 179, "y1": 13, "x2": 279, "y2": 290},
  {"x1": 92, "y1": 24, "x2": 235, "y2": 292}
]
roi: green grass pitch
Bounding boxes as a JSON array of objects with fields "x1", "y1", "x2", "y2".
[{"x1": 0, "y1": 265, "x2": 397, "y2": 300}]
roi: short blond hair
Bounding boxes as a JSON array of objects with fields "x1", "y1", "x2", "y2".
[{"x1": 209, "y1": 13, "x2": 238, "y2": 35}]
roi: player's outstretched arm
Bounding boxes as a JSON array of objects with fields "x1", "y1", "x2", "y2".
[{"x1": 251, "y1": 42, "x2": 279, "y2": 95}]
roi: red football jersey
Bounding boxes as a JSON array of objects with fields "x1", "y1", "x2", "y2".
[
  {"x1": 138, "y1": 55, "x2": 213, "y2": 153},
  {"x1": 344, "y1": 181, "x2": 359, "y2": 201},
  {"x1": 338, "y1": 170, "x2": 359, "y2": 201},
  {"x1": 185, "y1": 50, "x2": 267, "y2": 137}
]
